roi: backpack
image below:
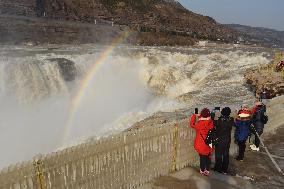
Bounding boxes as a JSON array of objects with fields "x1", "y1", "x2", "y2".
[{"x1": 201, "y1": 129, "x2": 218, "y2": 147}]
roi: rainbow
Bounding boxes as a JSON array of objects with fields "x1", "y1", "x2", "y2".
[{"x1": 61, "y1": 30, "x2": 131, "y2": 146}]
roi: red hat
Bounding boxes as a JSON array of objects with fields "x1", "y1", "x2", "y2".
[
  {"x1": 238, "y1": 109, "x2": 251, "y2": 118},
  {"x1": 200, "y1": 108, "x2": 211, "y2": 118}
]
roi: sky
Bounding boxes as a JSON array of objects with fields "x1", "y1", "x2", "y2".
[{"x1": 178, "y1": 0, "x2": 284, "y2": 31}]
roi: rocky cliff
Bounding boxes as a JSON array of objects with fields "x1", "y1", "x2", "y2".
[
  {"x1": 245, "y1": 52, "x2": 284, "y2": 98},
  {"x1": 0, "y1": 0, "x2": 245, "y2": 45},
  {"x1": 42, "y1": 0, "x2": 243, "y2": 42}
]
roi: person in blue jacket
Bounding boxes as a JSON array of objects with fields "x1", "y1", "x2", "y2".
[{"x1": 234, "y1": 108, "x2": 252, "y2": 161}]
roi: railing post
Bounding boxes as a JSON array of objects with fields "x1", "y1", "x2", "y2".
[
  {"x1": 171, "y1": 124, "x2": 179, "y2": 172},
  {"x1": 34, "y1": 159, "x2": 46, "y2": 189}
]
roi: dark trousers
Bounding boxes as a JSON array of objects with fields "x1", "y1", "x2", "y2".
[
  {"x1": 252, "y1": 130, "x2": 262, "y2": 148},
  {"x1": 254, "y1": 134, "x2": 261, "y2": 148},
  {"x1": 251, "y1": 124, "x2": 263, "y2": 148},
  {"x1": 199, "y1": 154, "x2": 211, "y2": 171},
  {"x1": 214, "y1": 145, "x2": 230, "y2": 173},
  {"x1": 238, "y1": 140, "x2": 246, "y2": 159}
]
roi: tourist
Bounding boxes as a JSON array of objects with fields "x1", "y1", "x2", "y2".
[
  {"x1": 234, "y1": 108, "x2": 252, "y2": 161},
  {"x1": 211, "y1": 107, "x2": 221, "y2": 120},
  {"x1": 260, "y1": 88, "x2": 269, "y2": 105},
  {"x1": 213, "y1": 107, "x2": 234, "y2": 174},
  {"x1": 250, "y1": 101, "x2": 268, "y2": 151},
  {"x1": 190, "y1": 108, "x2": 214, "y2": 176}
]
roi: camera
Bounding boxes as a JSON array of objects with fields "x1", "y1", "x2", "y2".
[
  {"x1": 195, "y1": 108, "x2": 199, "y2": 114},
  {"x1": 214, "y1": 107, "x2": 220, "y2": 111}
]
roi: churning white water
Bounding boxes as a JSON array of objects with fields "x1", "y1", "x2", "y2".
[{"x1": 0, "y1": 45, "x2": 271, "y2": 168}]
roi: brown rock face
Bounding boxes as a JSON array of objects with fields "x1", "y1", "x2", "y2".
[
  {"x1": 41, "y1": 0, "x2": 241, "y2": 42},
  {"x1": 0, "y1": 0, "x2": 245, "y2": 45},
  {"x1": 245, "y1": 68, "x2": 284, "y2": 99}
]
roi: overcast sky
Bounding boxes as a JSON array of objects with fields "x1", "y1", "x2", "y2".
[{"x1": 178, "y1": 0, "x2": 284, "y2": 31}]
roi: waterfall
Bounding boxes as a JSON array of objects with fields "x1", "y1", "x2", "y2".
[{"x1": 0, "y1": 45, "x2": 272, "y2": 168}]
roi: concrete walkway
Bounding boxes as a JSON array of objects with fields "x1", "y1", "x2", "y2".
[
  {"x1": 138, "y1": 95, "x2": 284, "y2": 189},
  {"x1": 137, "y1": 167, "x2": 254, "y2": 189}
]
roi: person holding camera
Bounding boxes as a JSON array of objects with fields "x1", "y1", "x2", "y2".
[
  {"x1": 190, "y1": 108, "x2": 214, "y2": 176},
  {"x1": 213, "y1": 107, "x2": 234, "y2": 174}
]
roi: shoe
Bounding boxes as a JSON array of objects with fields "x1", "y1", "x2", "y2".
[
  {"x1": 252, "y1": 146, "x2": 260, "y2": 152},
  {"x1": 250, "y1": 144, "x2": 260, "y2": 151},
  {"x1": 204, "y1": 170, "x2": 210, "y2": 176},
  {"x1": 200, "y1": 169, "x2": 209, "y2": 176},
  {"x1": 250, "y1": 144, "x2": 256, "y2": 150},
  {"x1": 234, "y1": 156, "x2": 244, "y2": 161}
]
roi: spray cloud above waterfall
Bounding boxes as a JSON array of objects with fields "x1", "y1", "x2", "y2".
[{"x1": 0, "y1": 45, "x2": 183, "y2": 168}]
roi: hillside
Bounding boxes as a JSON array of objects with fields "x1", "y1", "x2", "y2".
[
  {"x1": 0, "y1": 14, "x2": 128, "y2": 45},
  {"x1": 0, "y1": 0, "x2": 246, "y2": 45},
  {"x1": 227, "y1": 24, "x2": 284, "y2": 48}
]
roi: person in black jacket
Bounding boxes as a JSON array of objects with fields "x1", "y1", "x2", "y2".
[
  {"x1": 213, "y1": 107, "x2": 234, "y2": 174},
  {"x1": 250, "y1": 102, "x2": 267, "y2": 151}
]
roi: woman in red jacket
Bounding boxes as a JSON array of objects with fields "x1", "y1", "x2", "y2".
[{"x1": 190, "y1": 108, "x2": 214, "y2": 176}]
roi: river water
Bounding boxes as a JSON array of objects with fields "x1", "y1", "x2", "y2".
[{"x1": 0, "y1": 44, "x2": 273, "y2": 168}]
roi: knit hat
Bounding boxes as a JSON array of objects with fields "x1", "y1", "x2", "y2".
[
  {"x1": 221, "y1": 107, "x2": 231, "y2": 117},
  {"x1": 200, "y1": 108, "x2": 211, "y2": 118},
  {"x1": 238, "y1": 109, "x2": 251, "y2": 118}
]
